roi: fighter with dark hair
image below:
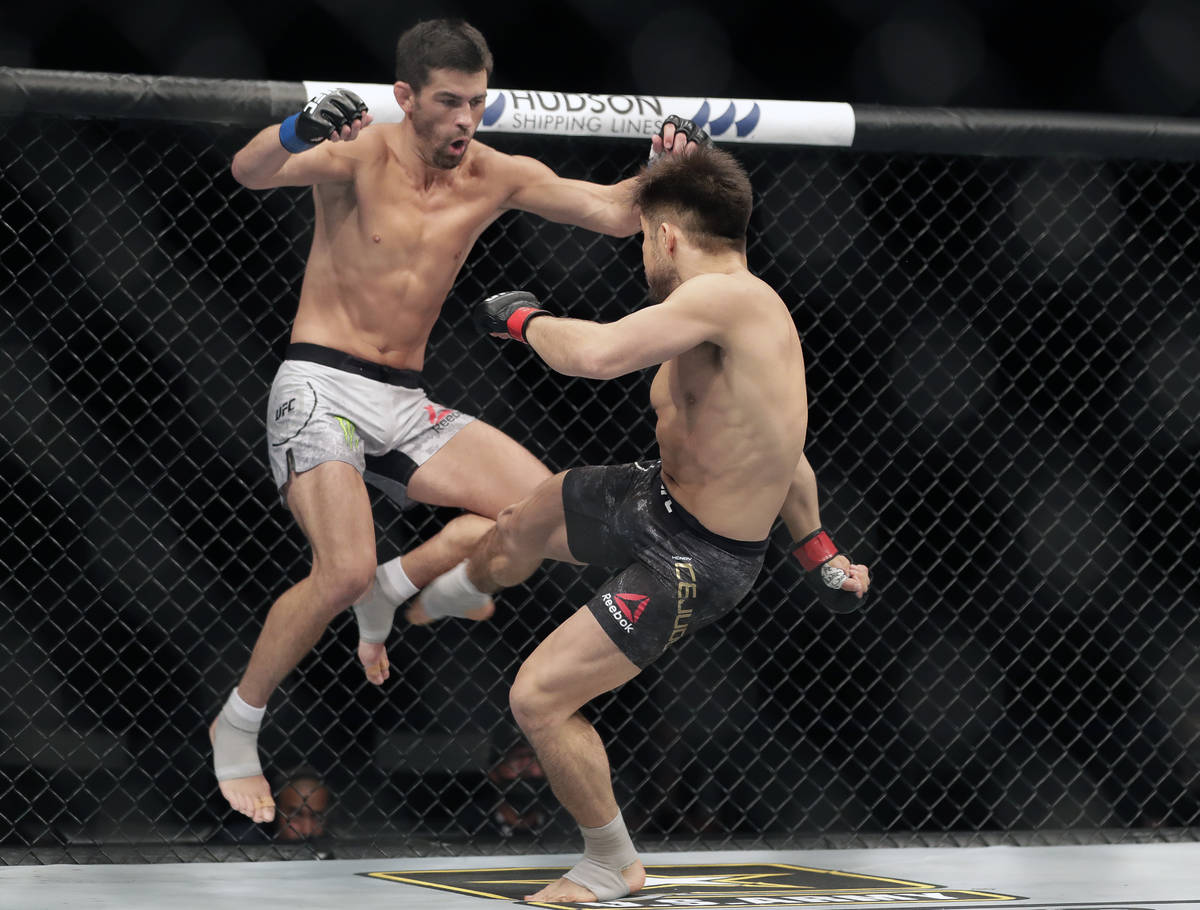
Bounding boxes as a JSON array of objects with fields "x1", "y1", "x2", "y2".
[
  {"x1": 417, "y1": 147, "x2": 871, "y2": 903},
  {"x1": 208, "y1": 19, "x2": 711, "y2": 824}
]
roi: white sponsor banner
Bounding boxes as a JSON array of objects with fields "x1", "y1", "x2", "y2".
[{"x1": 302, "y1": 81, "x2": 855, "y2": 147}]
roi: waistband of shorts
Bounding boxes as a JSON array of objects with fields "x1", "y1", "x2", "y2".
[
  {"x1": 656, "y1": 471, "x2": 770, "y2": 557},
  {"x1": 285, "y1": 343, "x2": 429, "y2": 390}
]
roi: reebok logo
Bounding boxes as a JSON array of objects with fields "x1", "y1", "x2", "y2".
[
  {"x1": 425, "y1": 405, "x2": 453, "y2": 425},
  {"x1": 602, "y1": 592, "x2": 648, "y2": 634},
  {"x1": 614, "y1": 593, "x2": 648, "y2": 623}
]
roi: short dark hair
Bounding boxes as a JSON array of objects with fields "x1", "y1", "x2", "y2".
[
  {"x1": 634, "y1": 147, "x2": 752, "y2": 251},
  {"x1": 395, "y1": 19, "x2": 494, "y2": 90}
]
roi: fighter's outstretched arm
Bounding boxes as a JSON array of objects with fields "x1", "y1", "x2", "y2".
[
  {"x1": 499, "y1": 114, "x2": 711, "y2": 237},
  {"x1": 479, "y1": 277, "x2": 730, "y2": 379},
  {"x1": 501, "y1": 154, "x2": 641, "y2": 237}
]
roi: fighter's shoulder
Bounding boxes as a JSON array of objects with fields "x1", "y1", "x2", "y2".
[
  {"x1": 673, "y1": 271, "x2": 772, "y2": 313},
  {"x1": 469, "y1": 143, "x2": 558, "y2": 186},
  {"x1": 322, "y1": 121, "x2": 393, "y2": 165}
]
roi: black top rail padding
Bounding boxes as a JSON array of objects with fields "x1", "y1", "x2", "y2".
[
  {"x1": 852, "y1": 104, "x2": 1200, "y2": 160},
  {"x1": 0, "y1": 67, "x2": 305, "y2": 126},
  {"x1": 5, "y1": 66, "x2": 1200, "y2": 161}
]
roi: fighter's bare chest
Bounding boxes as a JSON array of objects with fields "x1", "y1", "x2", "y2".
[{"x1": 351, "y1": 170, "x2": 502, "y2": 244}]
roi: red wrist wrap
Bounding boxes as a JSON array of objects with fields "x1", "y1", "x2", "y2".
[
  {"x1": 505, "y1": 307, "x2": 544, "y2": 343},
  {"x1": 792, "y1": 528, "x2": 839, "y2": 572}
]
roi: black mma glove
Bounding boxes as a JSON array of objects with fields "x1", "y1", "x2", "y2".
[
  {"x1": 649, "y1": 114, "x2": 714, "y2": 163},
  {"x1": 477, "y1": 290, "x2": 552, "y2": 343},
  {"x1": 792, "y1": 528, "x2": 866, "y2": 613},
  {"x1": 279, "y1": 89, "x2": 369, "y2": 153}
]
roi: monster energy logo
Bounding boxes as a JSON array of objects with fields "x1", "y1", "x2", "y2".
[{"x1": 333, "y1": 416, "x2": 360, "y2": 451}]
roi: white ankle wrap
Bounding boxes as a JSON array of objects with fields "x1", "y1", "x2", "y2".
[
  {"x1": 212, "y1": 690, "x2": 265, "y2": 781},
  {"x1": 353, "y1": 558, "x2": 418, "y2": 643},
  {"x1": 420, "y1": 561, "x2": 490, "y2": 620},
  {"x1": 563, "y1": 812, "x2": 639, "y2": 901}
]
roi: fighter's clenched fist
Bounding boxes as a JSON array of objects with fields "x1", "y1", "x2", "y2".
[
  {"x1": 477, "y1": 290, "x2": 552, "y2": 343},
  {"x1": 279, "y1": 88, "x2": 371, "y2": 152}
]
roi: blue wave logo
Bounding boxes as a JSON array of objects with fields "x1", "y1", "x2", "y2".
[
  {"x1": 482, "y1": 93, "x2": 506, "y2": 126},
  {"x1": 689, "y1": 100, "x2": 761, "y2": 137}
]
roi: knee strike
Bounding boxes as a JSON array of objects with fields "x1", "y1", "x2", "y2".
[
  {"x1": 496, "y1": 500, "x2": 544, "y2": 555},
  {"x1": 445, "y1": 512, "x2": 494, "y2": 555}
]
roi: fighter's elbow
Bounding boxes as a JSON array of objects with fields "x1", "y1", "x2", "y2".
[
  {"x1": 566, "y1": 353, "x2": 612, "y2": 380},
  {"x1": 559, "y1": 343, "x2": 621, "y2": 381},
  {"x1": 605, "y1": 209, "x2": 641, "y2": 238},
  {"x1": 581, "y1": 347, "x2": 637, "y2": 381},
  {"x1": 230, "y1": 154, "x2": 273, "y2": 190},
  {"x1": 230, "y1": 155, "x2": 256, "y2": 189}
]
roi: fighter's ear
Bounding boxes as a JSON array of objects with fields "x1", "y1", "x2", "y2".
[
  {"x1": 394, "y1": 81, "x2": 415, "y2": 114},
  {"x1": 659, "y1": 220, "x2": 679, "y2": 255}
]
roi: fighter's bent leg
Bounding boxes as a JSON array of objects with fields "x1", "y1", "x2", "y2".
[
  {"x1": 406, "y1": 419, "x2": 551, "y2": 517},
  {"x1": 510, "y1": 606, "x2": 646, "y2": 902},
  {"x1": 211, "y1": 460, "x2": 376, "y2": 823},
  {"x1": 412, "y1": 471, "x2": 576, "y2": 622},
  {"x1": 355, "y1": 513, "x2": 495, "y2": 682},
  {"x1": 355, "y1": 419, "x2": 545, "y2": 663}
]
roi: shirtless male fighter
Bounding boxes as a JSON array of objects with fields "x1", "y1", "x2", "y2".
[
  {"x1": 416, "y1": 147, "x2": 871, "y2": 902},
  {"x1": 209, "y1": 19, "x2": 705, "y2": 825}
]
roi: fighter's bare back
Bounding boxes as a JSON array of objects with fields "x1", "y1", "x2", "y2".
[{"x1": 649, "y1": 270, "x2": 808, "y2": 543}]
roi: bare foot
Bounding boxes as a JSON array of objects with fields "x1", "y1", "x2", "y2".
[
  {"x1": 405, "y1": 596, "x2": 494, "y2": 626},
  {"x1": 208, "y1": 718, "x2": 275, "y2": 823},
  {"x1": 524, "y1": 862, "x2": 645, "y2": 902},
  {"x1": 358, "y1": 640, "x2": 390, "y2": 685}
]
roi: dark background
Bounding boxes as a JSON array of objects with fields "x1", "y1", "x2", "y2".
[
  {"x1": 3, "y1": 0, "x2": 1198, "y2": 860},
  {"x1": 5, "y1": 0, "x2": 1200, "y2": 116}
]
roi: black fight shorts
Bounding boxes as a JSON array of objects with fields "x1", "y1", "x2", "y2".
[{"x1": 563, "y1": 460, "x2": 769, "y2": 669}]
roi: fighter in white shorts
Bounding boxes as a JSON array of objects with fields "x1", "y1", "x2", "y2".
[
  {"x1": 208, "y1": 18, "x2": 710, "y2": 826},
  {"x1": 267, "y1": 343, "x2": 474, "y2": 506}
]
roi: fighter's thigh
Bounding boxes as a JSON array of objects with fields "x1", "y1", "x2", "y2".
[
  {"x1": 285, "y1": 460, "x2": 376, "y2": 582},
  {"x1": 510, "y1": 605, "x2": 642, "y2": 727},
  {"x1": 405, "y1": 419, "x2": 550, "y2": 517},
  {"x1": 495, "y1": 471, "x2": 576, "y2": 565}
]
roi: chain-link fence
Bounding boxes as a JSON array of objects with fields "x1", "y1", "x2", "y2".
[{"x1": 1, "y1": 74, "x2": 1198, "y2": 864}]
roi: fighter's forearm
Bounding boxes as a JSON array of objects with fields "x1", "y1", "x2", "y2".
[
  {"x1": 565, "y1": 177, "x2": 640, "y2": 237},
  {"x1": 604, "y1": 176, "x2": 642, "y2": 236},
  {"x1": 779, "y1": 453, "x2": 822, "y2": 541},
  {"x1": 524, "y1": 316, "x2": 618, "y2": 379},
  {"x1": 230, "y1": 125, "x2": 293, "y2": 189}
]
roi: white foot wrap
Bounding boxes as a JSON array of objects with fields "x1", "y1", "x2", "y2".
[
  {"x1": 564, "y1": 812, "x2": 639, "y2": 901},
  {"x1": 353, "y1": 558, "x2": 418, "y2": 643},
  {"x1": 420, "y1": 561, "x2": 490, "y2": 621},
  {"x1": 212, "y1": 692, "x2": 264, "y2": 782}
]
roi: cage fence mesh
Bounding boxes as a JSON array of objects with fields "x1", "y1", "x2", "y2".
[{"x1": 0, "y1": 113, "x2": 1198, "y2": 863}]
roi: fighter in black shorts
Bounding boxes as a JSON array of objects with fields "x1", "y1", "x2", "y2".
[
  {"x1": 417, "y1": 141, "x2": 871, "y2": 903},
  {"x1": 564, "y1": 460, "x2": 767, "y2": 668}
]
